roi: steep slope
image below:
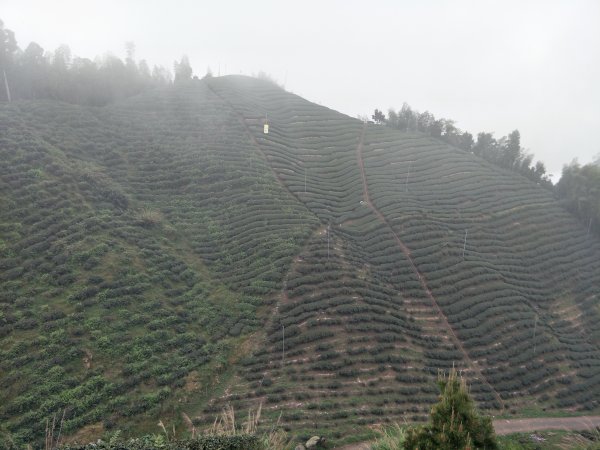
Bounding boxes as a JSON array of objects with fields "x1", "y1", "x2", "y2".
[
  {"x1": 0, "y1": 82, "x2": 317, "y2": 445},
  {"x1": 201, "y1": 76, "x2": 600, "y2": 438},
  {"x1": 1, "y1": 76, "x2": 600, "y2": 445}
]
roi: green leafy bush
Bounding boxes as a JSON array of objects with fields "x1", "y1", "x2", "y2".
[{"x1": 58, "y1": 434, "x2": 261, "y2": 450}]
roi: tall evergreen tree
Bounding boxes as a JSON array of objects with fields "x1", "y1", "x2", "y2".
[
  {"x1": 404, "y1": 368, "x2": 498, "y2": 450},
  {"x1": 174, "y1": 55, "x2": 193, "y2": 83}
]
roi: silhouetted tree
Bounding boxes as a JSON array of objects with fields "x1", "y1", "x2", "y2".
[
  {"x1": 372, "y1": 109, "x2": 386, "y2": 124},
  {"x1": 457, "y1": 131, "x2": 474, "y2": 152},
  {"x1": 473, "y1": 132, "x2": 497, "y2": 161},
  {"x1": 174, "y1": 55, "x2": 193, "y2": 83},
  {"x1": 377, "y1": 102, "x2": 550, "y2": 186},
  {"x1": 556, "y1": 161, "x2": 600, "y2": 235},
  {"x1": 387, "y1": 108, "x2": 399, "y2": 128},
  {"x1": 399, "y1": 103, "x2": 414, "y2": 131},
  {"x1": 417, "y1": 111, "x2": 434, "y2": 132}
]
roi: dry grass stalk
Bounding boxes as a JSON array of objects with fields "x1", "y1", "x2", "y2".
[
  {"x1": 205, "y1": 403, "x2": 290, "y2": 449},
  {"x1": 181, "y1": 412, "x2": 196, "y2": 439},
  {"x1": 245, "y1": 402, "x2": 262, "y2": 434},
  {"x1": 208, "y1": 402, "x2": 263, "y2": 436},
  {"x1": 158, "y1": 419, "x2": 167, "y2": 437},
  {"x1": 55, "y1": 410, "x2": 65, "y2": 448},
  {"x1": 263, "y1": 428, "x2": 289, "y2": 450},
  {"x1": 44, "y1": 410, "x2": 66, "y2": 450},
  {"x1": 157, "y1": 419, "x2": 177, "y2": 441}
]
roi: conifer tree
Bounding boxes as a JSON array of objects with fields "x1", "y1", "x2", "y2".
[{"x1": 404, "y1": 368, "x2": 498, "y2": 450}]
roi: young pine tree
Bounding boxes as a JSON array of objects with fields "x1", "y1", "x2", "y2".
[{"x1": 404, "y1": 368, "x2": 498, "y2": 450}]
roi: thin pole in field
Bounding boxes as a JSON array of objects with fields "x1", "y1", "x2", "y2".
[
  {"x1": 3, "y1": 70, "x2": 11, "y2": 102},
  {"x1": 533, "y1": 314, "x2": 538, "y2": 358},
  {"x1": 304, "y1": 167, "x2": 307, "y2": 193},
  {"x1": 282, "y1": 324, "x2": 285, "y2": 367},
  {"x1": 327, "y1": 225, "x2": 330, "y2": 260}
]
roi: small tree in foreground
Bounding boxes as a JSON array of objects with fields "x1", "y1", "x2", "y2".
[{"x1": 404, "y1": 368, "x2": 498, "y2": 450}]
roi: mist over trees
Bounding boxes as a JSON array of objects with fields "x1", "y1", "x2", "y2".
[
  {"x1": 374, "y1": 104, "x2": 552, "y2": 187},
  {"x1": 556, "y1": 159, "x2": 600, "y2": 235},
  {"x1": 0, "y1": 18, "x2": 192, "y2": 106},
  {"x1": 372, "y1": 104, "x2": 600, "y2": 237}
]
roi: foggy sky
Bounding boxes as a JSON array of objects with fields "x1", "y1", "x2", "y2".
[{"x1": 3, "y1": 0, "x2": 599, "y2": 178}]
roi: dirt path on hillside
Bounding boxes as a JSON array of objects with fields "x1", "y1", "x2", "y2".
[
  {"x1": 335, "y1": 416, "x2": 600, "y2": 448},
  {"x1": 354, "y1": 123, "x2": 505, "y2": 410},
  {"x1": 267, "y1": 224, "x2": 326, "y2": 332},
  {"x1": 493, "y1": 415, "x2": 600, "y2": 435}
]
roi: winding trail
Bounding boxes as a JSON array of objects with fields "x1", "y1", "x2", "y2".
[
  {"x1": 267, "y1": 225, "x2": 326, "y2": 334},
  {"x1": 205, "y1": 79, "x2": 325, "y2": 365},
  {"x1": 354, "y1": 123, "x2": 504, "y2": 410}
]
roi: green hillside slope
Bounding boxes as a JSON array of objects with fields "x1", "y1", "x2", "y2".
[{"x1": 1, "y1": 75, "x2": 600, "y2": 445}]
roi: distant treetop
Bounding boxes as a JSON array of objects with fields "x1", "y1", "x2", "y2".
[{"x1": 374, "y1": 104, "x2": 551, "y2": 187}]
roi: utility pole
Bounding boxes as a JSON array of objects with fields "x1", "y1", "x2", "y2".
[
  {"x1": 533, "y1": 314, "x2": 538, "y2": 358},
  {"x1": 304, "y1": 167, "x2": 307, "y2": 193},
  {"x1": 405, "y1": 161, "x2": 412, "y2": 191},
  {"x1": 3, "y1": 70, "x2": 11, "y2": 103},
  {"x1": 462, "y1": 229, "x2": 468, "y2": 259},
  {"x1": 281, "y1": 324, "x2": 285, "y2": 367},
  {"x1": 327, "y1": 225, "x2": 330, "y2": 260},
  {"x1": 588, "y1": 217, "x2": 593, "y2": 237}
]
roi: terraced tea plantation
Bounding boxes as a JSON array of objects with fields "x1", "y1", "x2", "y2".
[{"x1": 1, "y1": 75, "x2": 600, "y2": 445}]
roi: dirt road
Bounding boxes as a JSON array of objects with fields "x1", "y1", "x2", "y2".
[
  {"x1": 493, "y1": 415, "x2": 600, "y2": 435},
  {"x1": 335, "y1": 416, "x2": 600, "y2": 448}
]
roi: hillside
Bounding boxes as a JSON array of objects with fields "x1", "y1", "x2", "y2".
[{"x1": 1, "y1": 75, "x2": 600, "y2": 446}]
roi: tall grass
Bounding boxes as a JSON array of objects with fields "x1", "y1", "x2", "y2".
[
  {"x1": 207, "y1": 403, "x2": 293, "y2": 450},
  {"x1": 44, "y1": 410, "x2": 66, "y2": 450},
  {"x1": 371, "y1": 423, "x2": 406, "y2": 450}
]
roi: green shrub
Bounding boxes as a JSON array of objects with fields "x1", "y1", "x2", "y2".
[{"x1": 59, "y1": 434, "x2": 261, "y2": 450}]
